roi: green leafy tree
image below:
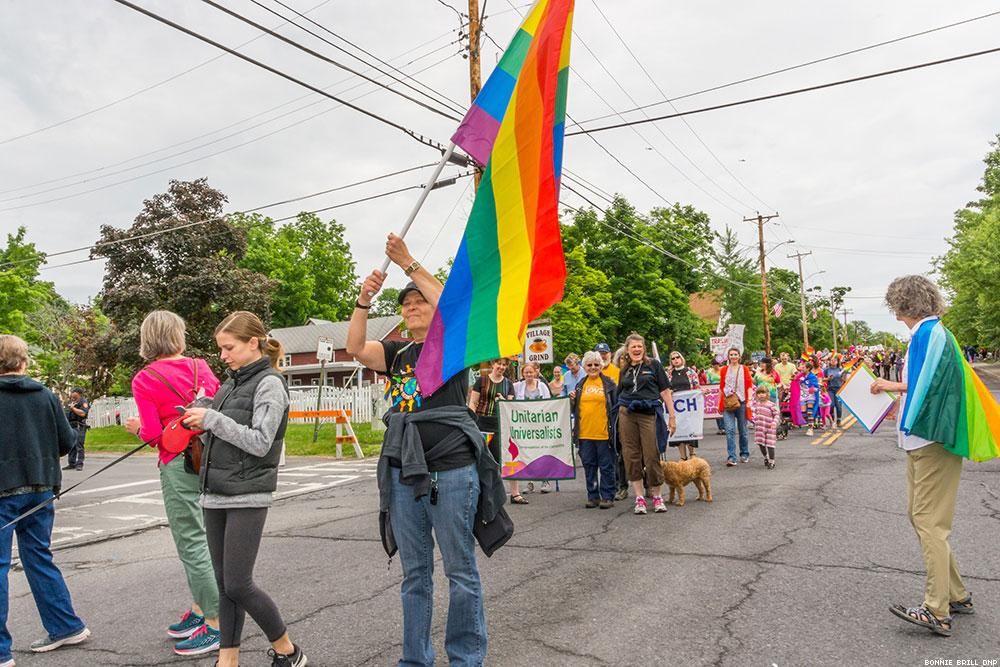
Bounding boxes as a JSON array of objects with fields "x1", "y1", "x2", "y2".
[
  {"x1": 937, "y1": 135, "x2": 1000, "y2": 348},
  {"x1": 0, "y1": 228, "x2": 58, "y2": 336},
  {"x1": 370, "y1": 288, "x2": 401, "y2": 317},
  {"x1": 708, "y1": 226, "x2": 762, "y2": 351},
  {"x1": 238, "y1": 212, "x2": 358, "y2": 327},
  {"x1": 561, "y1": 199, "x2": 710, "y2": 358},
  {"x1": 95, "y1": 179, "x2": 275, "y2": 374}
]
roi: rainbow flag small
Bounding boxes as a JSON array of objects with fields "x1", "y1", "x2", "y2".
[
  {"x1": 901, "y1": 318, "x2": 1000, "y2": 461},
  {"x1": 416, "y1": 0, "x2": 574, "y2": 394},
  {"x1": 800, "y1": 346, "x2": 815, "y2": 362}
]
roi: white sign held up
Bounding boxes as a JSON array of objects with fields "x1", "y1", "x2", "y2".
[
  {"x1": 668, "y1": 389, "x2": 705, "y2": 442},
  {"x1": 523, "y1": 324, "x2": 554, "y2": 364}
]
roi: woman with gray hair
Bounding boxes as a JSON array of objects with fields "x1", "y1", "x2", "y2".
[
  {"x1": 870, "y1": 276, "x2": 973, "y2": 637},
  {"x1": 571, "y1": 351, "x2": 618, "y2": 508},
  {"x1": 0, "y1": 335, "x2": 90, "y2": 663},
  {"x1": 124, "y1": 311, "x2": 223, "y2": 656}
]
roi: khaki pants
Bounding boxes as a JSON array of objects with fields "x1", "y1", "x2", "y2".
[
  {"x1": 617, "y1": 408, "x2": 664, "y2": 488},
  {"x1": 906, "y1": 443, "x2": 967, "y2": 619}
]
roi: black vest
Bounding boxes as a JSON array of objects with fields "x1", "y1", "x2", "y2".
[{"x1": 200, "y1": 357, "x2": 288, "y2": 496}]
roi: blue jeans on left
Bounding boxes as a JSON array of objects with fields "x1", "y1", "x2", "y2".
[
  {"x1": 829, "y1": 390, "x2": 843, "y2": 422},
  {"x1": 1, "y1": 491, "x2": 87, "y2": 661},
  {"x1": 390, "y1": 464, "x2": 486, "y2": 667},
  {"x1": 723, "y1": 405, "x2": 749, "y2": 463},
  {"x1": 579, "y1": 439, "x2": 616, "y2": 501}
]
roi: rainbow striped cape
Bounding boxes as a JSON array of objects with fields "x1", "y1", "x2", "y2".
[
  {"x1": 900, "y1": 318, "x2": 1000, "y2": 461},
  {"x1": 416, "y1": 0, "x2": 574, "y2": 395}
]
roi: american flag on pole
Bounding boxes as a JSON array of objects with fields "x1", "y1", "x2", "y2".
[{"x1": 773, "y1": 300, "x2": 783, "y2": 318}]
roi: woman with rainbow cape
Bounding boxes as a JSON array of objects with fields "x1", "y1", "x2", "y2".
[{"x1": 871, "y1": 275, "x2": 1000, "y2": 638}]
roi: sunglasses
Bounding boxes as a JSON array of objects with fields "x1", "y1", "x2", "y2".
[{"x1": 584, "y1": 362, "x2": 601, "y2": 368}]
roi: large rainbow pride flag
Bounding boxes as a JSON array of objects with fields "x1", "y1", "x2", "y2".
[
  {"x1": 900, "y1": 318, "x2": 1000, "y2": 461},
  {"x1": 416, "y1": 0, "x2": 574, "y2": 394}
]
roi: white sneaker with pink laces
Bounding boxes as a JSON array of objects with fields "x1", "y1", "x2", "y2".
[
  {"x1": 634, "y1": 496, "x2": 647, "y2": 515},
  {"x1": 652, "y1": 496, "x2": 667, "y2": 513}
]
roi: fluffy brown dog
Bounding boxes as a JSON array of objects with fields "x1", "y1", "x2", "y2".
[{"x1": 659, "y1": 458, "x2": 712, "y2": 506}]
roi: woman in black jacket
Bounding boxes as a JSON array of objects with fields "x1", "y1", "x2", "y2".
[
  {"x1": 0, "y1": 335, "x2": 90, "y2": 664},
  {"x1": 571, "y1": 351, "x2": 619, "y2": 509}
]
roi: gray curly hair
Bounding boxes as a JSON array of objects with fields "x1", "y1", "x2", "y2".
[{"x1": 885, "y1": 275, "x2": 945, "y2": 320}]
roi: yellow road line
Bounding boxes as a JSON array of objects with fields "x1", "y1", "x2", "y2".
[{"x1": 822, "y1": 431, "x2": 841, "y2": 446}]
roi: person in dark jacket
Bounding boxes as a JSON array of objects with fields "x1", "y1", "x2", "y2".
[
  {"x1": 181, "y1": 312, "x2": 306, "y2": 667},
  {"x1": 347, "y1": 233, "x2": 496, "y2": 667},
  {"x1": 571, "y1": 351, "x2": 618, "y2": 509},
  {"x1": 63, "y1": 387, "x2": 89, "y2": 471},
  {"x1": 0, "y1": 335, "x2": 91, "y2": 664}
]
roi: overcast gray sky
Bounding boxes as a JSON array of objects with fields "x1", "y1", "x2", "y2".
[{"x1": 2, "y1": 0, "x2": 999, "y2": 339}]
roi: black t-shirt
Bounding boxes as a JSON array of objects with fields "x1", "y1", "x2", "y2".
[
  {"x1": 67, "y1": 398, "x2": 89, "y2": 427},
  {"x1": 382, "y1": 340, "x2": 475, "y2": 471},
  {"x1": 669, "y1": 367, "x2": 695, "y2": 393},
  {"x1": 618, "y1": 360, "x2": 670, "y2": 402}
]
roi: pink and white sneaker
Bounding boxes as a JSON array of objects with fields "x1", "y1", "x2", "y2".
[
  {"x1": 652, "y1": 496, "x2": 667, "y2": 513},
  {"x1": 633, "y1": 496, "x2": 647, "y2": 515}
]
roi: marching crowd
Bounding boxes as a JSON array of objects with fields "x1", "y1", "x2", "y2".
[{"x1": 0, "y1": 229, "x2": 982, "y2": 666}]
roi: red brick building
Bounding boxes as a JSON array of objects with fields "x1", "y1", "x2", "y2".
[{"x1": 269, "y1": 316, "x2": 407, "y2": 388}]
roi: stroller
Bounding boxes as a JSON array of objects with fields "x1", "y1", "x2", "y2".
[{"x1": 776, "y1": 386, "x2": 793, "y2": 440}]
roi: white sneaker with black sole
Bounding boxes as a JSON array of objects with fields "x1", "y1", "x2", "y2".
[{"x1": 30, "y1": 627, "x2": 91, "y2": 653}]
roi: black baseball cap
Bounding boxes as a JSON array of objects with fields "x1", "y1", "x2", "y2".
[{"x1": 397, "y1": 281, "x2": 423, "y2": 304}]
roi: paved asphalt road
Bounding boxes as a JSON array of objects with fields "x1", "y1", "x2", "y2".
[{"x1": 6, "y1": 368, "x2": 1000, "y2": 667}]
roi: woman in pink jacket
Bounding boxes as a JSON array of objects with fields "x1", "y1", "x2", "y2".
[{"x1": 124, "y1": 311, "x2": 222, "y2": 657}]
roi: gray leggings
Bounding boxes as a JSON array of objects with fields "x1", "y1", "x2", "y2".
[{"x1": 203, "y1": 507, "x2": 287, "y2": 649}]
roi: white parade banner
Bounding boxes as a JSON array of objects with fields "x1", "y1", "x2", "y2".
[
  {"x1": 668, "y1": 389, "x2": 705, "y2": 442},
  {"x1": 498, "y1": 397, "x2": 574, "y2": 480},
  {"x1": 523, "y1": 324, "x2": 554, "y2": 364}
]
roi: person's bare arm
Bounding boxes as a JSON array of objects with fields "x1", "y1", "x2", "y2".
[
  {"x1": 871, "y1": 378, "x2": 906, "y2": 394},
  {"x1": 386, "y1": 233, "x2": 443, "y2": 307},
  {"x1": 346, "y1": 270, "x2": 388, "y2": 372}
]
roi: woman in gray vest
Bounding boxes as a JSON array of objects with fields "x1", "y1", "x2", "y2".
[{"x1": 182, "y1": 311, "x2": 306, "y2": 667}]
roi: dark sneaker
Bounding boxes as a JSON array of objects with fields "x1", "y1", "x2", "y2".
[
  {"x1": 269, "y1": 644, "x2": 307, "y2": 667},
  {"x1": 585, "y1": 499, "x2": 599, "y2": 508},
  {"x1": 168, "y1": 610, "x2": 205, "y2": 639},
  {"x1": 613, "y1": 488, "x2": 628, "y2": 501},
  {"x1": 30, "y1": 627, "x2": 91, "y2": 652},
  {"x1": 62, "y1": 465, "x2": 74, "y2": 470},
  {"x1": 174, "y1": 624, "x2": 220, "y2": 656},
  {"x1": 598, "y1": 499, "x2": 613, "y2": 509}
]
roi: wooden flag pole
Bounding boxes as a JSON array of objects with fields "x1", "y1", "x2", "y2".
[{"x1": 380, "y1": 143, "x2": 457, "y2": 275}]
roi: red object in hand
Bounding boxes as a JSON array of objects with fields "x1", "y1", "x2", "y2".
[{"x1": 161, "y1": 416, "x2": 204, "y2": 453}]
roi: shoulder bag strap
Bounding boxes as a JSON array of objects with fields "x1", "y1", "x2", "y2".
[{"x1": 144, "y1": 365, "x2": 194, "y2": 405}]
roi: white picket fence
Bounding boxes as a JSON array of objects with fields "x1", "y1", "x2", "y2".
[{"x1": 88, "y1": 384, "x2": 384, "y2": 428}]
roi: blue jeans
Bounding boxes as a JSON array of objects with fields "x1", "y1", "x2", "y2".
[
  {"x1": 723, "y1": 405, "x2": 749, "y2": 462},
  {"x1": 390, "y1": 464, "x2": 486, "y2": 667},
  {"x1": 829, "y1": 390, "x2": 843, "y2": 421},
  {"x1": 578, "y1": 439, "x2": 616, "y2": 501},
  {"x1": 1, "y1": 491, "x2": 86, "y2": 661}
]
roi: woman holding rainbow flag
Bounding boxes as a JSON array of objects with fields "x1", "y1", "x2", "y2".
[{"x1": 871, "y1": 275, "x2": 1000, "y2": 637}]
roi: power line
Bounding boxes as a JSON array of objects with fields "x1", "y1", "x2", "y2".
[
  {"x1": 110, "y1": 0, "x2": 449, "y2": 151},
  {"x1": 568, "y1": 44, "x2": 1000, "y2": 137},
  {"x1": 577, "y1": 8, "x2": 1000, "y2": 126},
  {"x1": 0, "y1": 162, "x2": 446, "y2": 271},
  {"x1": 263, "y1": 0, "x2": 467, "y2": 116},
  {"x1": 587, "y1": 0, "x2": 773, "y2": 211},
  {"x1": 0, "y1": 51, "x2": 462, "y2": 211},
  {"x1": 196, "y1": 0, "x2": 460, "y2": 122},
  {"x1": 0, "y1": 36, "x2": 462, "y2": 199},
  {"x1": 0, "y1": 0, "x2": 339, "y2": 146}
]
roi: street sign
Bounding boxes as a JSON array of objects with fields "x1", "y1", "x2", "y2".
[
  {"x1": 316, "y1": 338, "x2": 334, "y2": 363},
  {"x1": 523, "y1": 324, "x2": 554, "y2": 364}
]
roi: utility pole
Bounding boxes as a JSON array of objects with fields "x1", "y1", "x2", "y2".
[
  {"x1": 787, "y1": 250, "x2": 813, "y2": 351},
  {"x1": 744, "y1": 212, "x2": 779, "y2": 356},
  {"x1": 467, "y1": 0, "x2": 483, "y2": 187},
  {"x1": 830, "y1": 295, "x2": 838, "y2": 353},
  {"x1": 841, "y1": 309, "x2": 854, "y2": 347}
]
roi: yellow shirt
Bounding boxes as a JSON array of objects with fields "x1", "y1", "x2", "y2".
[
  {"x1": 578, "y1": 375, "x2": 609, "y2": 440},
  {"x1": 774, "y1": 361, "x2": 796, "y2": 387},
  {"x1": 602, "y1": 363, "x2": 620, "y2": 384}
]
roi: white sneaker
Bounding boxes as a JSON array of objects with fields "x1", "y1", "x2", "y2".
[
  {"x1": 1, "y1": 657, "x2": 15, "y2": 667},
  {"x1": 633, "y1": 497, "x2": 648, "y2": 515},
  {"x1": 30, "y1": 627, "x2": 90, "y2": 652},
  {"x1": 806, "y1": 428, "x2": 814, "y2": 436},
  {"x1": 540, "y1": 481, "x2": 551, "y2": 493}
]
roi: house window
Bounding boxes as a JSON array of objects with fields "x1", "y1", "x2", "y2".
[
  {"x1": 280, "y1": 354, "x2": 292, "y2": 368},
  {"x1": 309, "y1": 378, "x2": 318, "y2": 386}
]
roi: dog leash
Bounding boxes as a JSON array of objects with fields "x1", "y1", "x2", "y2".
[{"x1": 2, "y1": 438, "x2": 153, "y2": 531}]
